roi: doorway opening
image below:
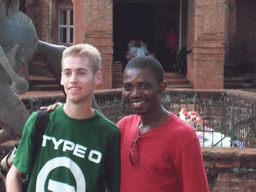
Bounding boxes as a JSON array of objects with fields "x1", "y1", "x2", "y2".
[{"x1": 113, "y1": 1, "x2": 182, "y2": 72}]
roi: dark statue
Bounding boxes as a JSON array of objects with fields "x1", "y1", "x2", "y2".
[{"x1": 0, "y1": 0, "x2": 101, "y2": 143}]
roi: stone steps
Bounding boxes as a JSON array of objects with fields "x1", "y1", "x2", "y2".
[
  {"x1": 28, "y1": 75, "x2": 62, "y2": 91},
  {"x1": 28, "y1": 56, "x2": 193, "y2": 91},
  {"x1": 164, "y1": 72, "x2": 186, "y2": 79},
  {"x1": 112, "y1": 72, "x2": 192, "y2": 89},
  {"x1": 224, "y1": 73, "x2": 256, "y2": 89},
  {"x1": 29, "y1": 52, "x2": 54, "y2": 78},
  {"x1": 166, "y1": 79, "x2": 191, "y2": 85},
  {"x1": 27, "y1": 75, "x2": 193, "y2": 90},
  {"x1": 28, "y1": 51, "x2": 62, "y2": 91}
]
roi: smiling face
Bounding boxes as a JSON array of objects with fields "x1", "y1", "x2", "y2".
[
  {"x1": 123, "y1": 68, "x2": 164, "y2": 116},
  {"x1": 61, "y1": 56, "x2": 101, "y2": 105}
]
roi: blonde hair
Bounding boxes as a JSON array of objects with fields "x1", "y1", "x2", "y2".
[{"x1": 62, "y1": 44, "x2": 101, "y2": 74}]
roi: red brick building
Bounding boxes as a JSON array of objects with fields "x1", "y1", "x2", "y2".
[{"x1": 24, "y1": 0, "x2": 256, "y2": 89}]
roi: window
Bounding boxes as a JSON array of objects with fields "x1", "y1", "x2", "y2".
[{"x1": 59, "y1": 9, "x2": 73, "y2": 44}]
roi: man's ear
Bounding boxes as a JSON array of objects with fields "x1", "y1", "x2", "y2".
[
  {"x1": 95, "y1": 71, "x2": 102, "y2": 86},
  {"x1": 158, "y1": 81, "x2": 167, "y2": 94}
]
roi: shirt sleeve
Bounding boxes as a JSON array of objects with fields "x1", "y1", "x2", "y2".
[
  {"x1": 116, "y1": 116, "x2": 129, "y2": 130},
  {"x1": 176, "y1": 137, "x2": 209, "y2": 192},
  {"x1": 13, "y1": 112, "x2": 38, "y2": 175},
  {"x1": 105, "y1": 128, "x2": 121, "y2": 192}
]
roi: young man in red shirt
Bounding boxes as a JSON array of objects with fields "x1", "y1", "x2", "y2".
[{"x1": 117, "y1": 56, "x2": 209, "y2": 191}]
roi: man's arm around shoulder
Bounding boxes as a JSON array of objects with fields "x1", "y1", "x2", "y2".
[{"x1": 6, "y1": 165, "x2": 23, "y2": 192}]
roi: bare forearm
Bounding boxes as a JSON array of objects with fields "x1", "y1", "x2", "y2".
[
  {"x1": 6, "y1": 180, "x2": 22, "y2": 192},
  {"x1": 6, "y1": 165, "x2": 23, "y2": 192}
]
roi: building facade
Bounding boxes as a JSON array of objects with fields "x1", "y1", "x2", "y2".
[{"x1": 25, "y1": 0, "x2": 256, "y2": 89}]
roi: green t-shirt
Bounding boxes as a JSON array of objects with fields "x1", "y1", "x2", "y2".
[{"x1": 14, "y1": 105, "x2": 120, "y2": 192}]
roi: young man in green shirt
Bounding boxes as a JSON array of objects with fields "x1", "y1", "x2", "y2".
[{"x1": 6, "y1": 44, "x2": 120, "y2": 192}]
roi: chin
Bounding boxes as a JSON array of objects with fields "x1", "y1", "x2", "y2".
[
  {"x1": 68, "y1": 96, "x2": 86, "y2": 104},
  {"x1": 131, "y1": 108, "x2": 149, "y2": 115}
]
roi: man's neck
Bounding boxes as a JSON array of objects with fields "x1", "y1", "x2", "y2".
[
  {"x1": 139, "y1": 106, "x2": 170, "y2": 134},
  {"x1": 63, "y1": 101, "x2": 95, "y2": 120}
]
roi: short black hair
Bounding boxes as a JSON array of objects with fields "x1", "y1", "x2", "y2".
[{"x1": 124, "y1": 56, "x2": 164, "y2": 83}]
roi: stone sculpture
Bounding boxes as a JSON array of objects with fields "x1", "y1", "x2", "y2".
[{"x1": 0, "y1": 0, "x2": 38, "y2": 143}]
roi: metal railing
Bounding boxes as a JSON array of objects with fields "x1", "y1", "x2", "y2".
[
  {"x1": 94, "y1": 89, "x2": 256, "y2": 148},
  {"x1": 161, "y1": 90, "x2": 256, "y2": 148},
  {"x1": 20, "y1": 89, "x2": 256, "y2": 148}
]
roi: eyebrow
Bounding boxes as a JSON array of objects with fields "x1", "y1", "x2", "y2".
[
  {"x1": 123, "y1": 81, "x2": 149, "y2": 84},
  {"x1": 62, "y1": 68, "x2": 88, "y2": 72}
]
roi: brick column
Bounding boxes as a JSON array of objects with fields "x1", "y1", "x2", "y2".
[
  {"x1": 74, "y1": 0, "x2": 113, "y2": 89},
  {"x1": 73, "y1": 0, "x2": 85, "y2": 44},
  {"x1": 38, "y1": 0, "x2": 51, "y2": 42},
  {"x1": 187, "y1": 0, "x2": 227, "y2": 89}
]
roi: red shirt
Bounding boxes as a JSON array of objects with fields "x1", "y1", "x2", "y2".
[{"x1": 117, "y1": 113, "x2": 209, "y2": 192}]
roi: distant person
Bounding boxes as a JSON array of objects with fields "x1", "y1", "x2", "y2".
[
  {"x1": 165, "y1": 27, "x2": 176, "y2": 54},
  {"x1": 6, "y1": 44, "x2": 120, "y2": 192},
  {"x1": 126, "y1": 39, "x2": 154, "y2": 62},
  {"x1": 117, "y1": 56, "x2": 209, "y2": 191}
]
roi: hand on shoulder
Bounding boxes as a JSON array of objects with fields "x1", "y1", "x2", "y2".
[{"x1": 40, "y1": 102, "x2": 62, "y2": 112}]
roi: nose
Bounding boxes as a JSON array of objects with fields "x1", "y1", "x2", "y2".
[
  {"x1": 70, "y1": 73, "x2": 78, "y2": 83},
  {"x1": 130, "y1": 87, "x2": 140, "y2": 97}
]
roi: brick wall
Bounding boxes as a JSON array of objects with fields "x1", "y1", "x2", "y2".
[{"x1": 203, "y1": 147, "x2": 256, "y2": 191}]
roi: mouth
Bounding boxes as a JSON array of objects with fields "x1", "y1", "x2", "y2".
[
  {"x1": 68, "y1": 87, "x2": 82, "y2": 94},
  {"x1": 69, "y1": 87, "x2": 81, "y2": 91},
  {"x1": 130, "y1": 100, "x2": 146, "y2": 108}
]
